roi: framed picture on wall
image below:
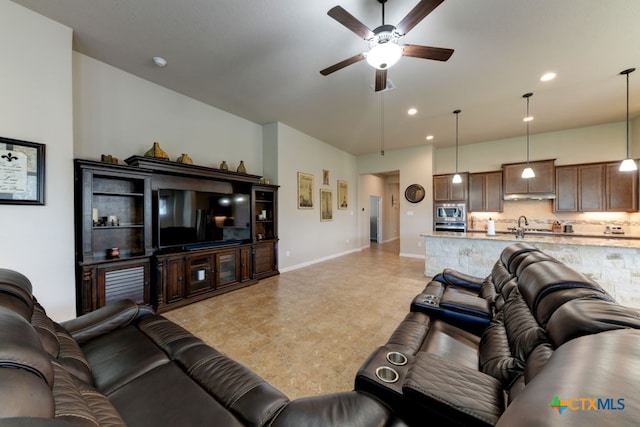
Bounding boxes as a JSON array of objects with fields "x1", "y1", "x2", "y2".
[
  {"x1": 0, "y1": 136, "x2": 45, "y2": 205},
  {"x1": 320, "y1": 189, "x2": 333, "y2": 221},
  {"x1": 297, "y1": 172, "x2": 314, "y2": 209},
  {"x1": 337, "y1": 180, "x2": 348, "y2": 209}
]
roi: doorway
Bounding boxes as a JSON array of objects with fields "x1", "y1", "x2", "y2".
[{"x1": 369, "y1": 195, "x2": 382, "y2": 243}]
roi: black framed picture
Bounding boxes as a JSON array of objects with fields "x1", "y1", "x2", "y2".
[{"x1": 0, "y1": 136, "x2": 45, "y2": 205}]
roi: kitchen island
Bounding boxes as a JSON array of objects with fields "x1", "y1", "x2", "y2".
[{"x1": 421, "y1": 230, "x2": 640, "y2": 309}]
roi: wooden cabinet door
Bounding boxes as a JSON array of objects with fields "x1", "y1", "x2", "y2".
[
  {"x1": 254, "y1": 242, "x2": 276, "y2": 278},
  {"x1": 468, "y1": 174, "x2": 484, "y2": 212},
  {"x1": 606, "y1": 164, "x2": 638, "y2": 211},
  {"x1": 469, "y1": 172, "x2": 502, "y2": 212},
  {"x1": 503, "y1": 164, "x2": 528, "y2": 195},
  {"x1": 450, "y1": 174, "x2": 468, "y2": 201},
  {"x1": 504, "y1": 160, "x2": 554, "y2": 196},
  {"x1": 164, "y1": 257, "x2": 185, "y2": 303},
  {"x1": 555, "y1": 166, "x2": 578, "y2": 212},
  {"x1": 240, "y1": 246, "x2": 253, "y2": 282},
  {"x1": 185, "y1": 255, "x2": 214, "y2": 296},
  {"x1": 579, "y1": 164, "x2": 604, "y2": 211},
  {"x1": 433, "y1": 175, "x2": 451, "y2": 202},
  {"x1": 215, "y1": 249, "x2": 240, "y2": 288},
  {"x1": 528, "y1": 161, "x2": 555, "y2": 194},
  {"x1": 433, "y1": 174, "x2": 467, "y2": 202}
]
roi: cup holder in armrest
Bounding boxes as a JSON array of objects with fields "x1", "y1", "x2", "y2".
[
  {"x1": 376, "y1": 366, "x2": 399, "y2": 383},
  {"x1": 386, "y1": 351, "x2": 408, "y2": 366},
  {"x1": 420, "y1": 295, "x2": 438, "y2": 306}
]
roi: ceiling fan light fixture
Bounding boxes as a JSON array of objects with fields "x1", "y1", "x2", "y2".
[{"x1": 366, "y1": 40, "x2": 403, "y2": 70}]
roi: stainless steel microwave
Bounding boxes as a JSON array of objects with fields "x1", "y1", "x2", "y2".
[{"x1": 434, "y1": 203, "x2": 466, "y2": 222}]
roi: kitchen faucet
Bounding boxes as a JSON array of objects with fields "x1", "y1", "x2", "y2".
[
  {"x1": 517, "y1": 215, "x2": 529, "y2": 228},
  {"x1": 516, "y1": 215, "x2": 529, "y2": 238}
]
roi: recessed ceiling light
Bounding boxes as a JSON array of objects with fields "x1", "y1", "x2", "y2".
[
  {"x1": 540, "y1": 72, "x2": 556, "y2": 82},
  {"x1": 426, "y1": 135, "x2": 434, "y2": 140},
  {"x1": 152, "y1": 56, "x2": 167, "y2": 67},
  {"x1": 408, "y1": 108, "x2": 418, "y2": 115}
]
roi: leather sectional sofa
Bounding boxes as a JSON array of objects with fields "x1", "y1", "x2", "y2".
[{"x1": 2, "y1": 242, "x2": 640, "y2": 426}]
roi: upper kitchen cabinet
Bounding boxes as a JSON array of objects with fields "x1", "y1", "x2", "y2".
[
  {"x1": 503, "y1": 159, "x2": 555, "y2": 199},
  {"x1": 468, "y1": 171, "x2": 503, "y2": 212},
  {"x1": 605, "y1": 162, "x2": 638, "y2": 211},
  {"x1": 433, "y1": 173, "x2": 468, "y2": 202},
  {"x1": 554, "y1": 161, "x2": 638, "y2": 212}
]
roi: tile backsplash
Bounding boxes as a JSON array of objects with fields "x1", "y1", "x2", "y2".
[{"x1": 468, "y1": 200, "x2": 640, "y2": 235}]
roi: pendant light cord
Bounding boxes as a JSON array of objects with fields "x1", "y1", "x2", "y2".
[
  {"x1": 626, "y1": 70, "x2": 631, "y2": 158},
  {"x1": 454, "y1": 109, "x2": 461, "y2": 172},
  {"x1": 526, "y1": 96, "x2": 530, "y2": 165},
  {"x1": 380, "y1": 92, "x2": 385, "y2": 156}
]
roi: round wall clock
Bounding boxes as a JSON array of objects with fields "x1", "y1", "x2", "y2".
[{"x1": 404, "y1": 184, "x2": 425, "y2": 203}]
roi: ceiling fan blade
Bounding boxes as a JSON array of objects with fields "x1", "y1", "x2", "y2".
[
  {"x1": 320, "y1": 53, "x2": 366, "y2": 76},
  {"x1": 375, "y1": 69, "x2": 388, "y2": 92},
  {"x1": 328, "y1": 6, "x2": 374, "y2": 40},
  {"x1": 396, "y1": 0, "x2": 445, "y2": 35},
  {"x1": 402, "y1": 44, "x2": 453, "y2": 61}
]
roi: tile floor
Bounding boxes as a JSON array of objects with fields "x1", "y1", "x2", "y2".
[{"x1": 163, "y1": 240, "x2": 427, "y2": 400}]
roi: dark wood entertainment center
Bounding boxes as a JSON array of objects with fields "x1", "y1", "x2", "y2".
[{"x1": 74, "y1": 157, "x2": 278, "y2": 315}]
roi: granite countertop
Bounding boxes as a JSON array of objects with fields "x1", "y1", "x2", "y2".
[{"x1": 420, "y1": 230, "x2": 640, "y2": 248}]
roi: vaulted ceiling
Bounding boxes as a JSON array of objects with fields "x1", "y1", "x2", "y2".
[{"x1": 12, "y1": 0, "x2": 640, "y2": 155}]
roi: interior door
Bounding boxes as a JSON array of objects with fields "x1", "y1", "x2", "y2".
[{"x1": 369, "y1": 196, "x2": 381, "y2": 243}]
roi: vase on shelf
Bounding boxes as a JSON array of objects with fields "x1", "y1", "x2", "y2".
[
  {"x1": 220, "y1": 160, "x2": 228, "y2": 170},
  {"x1": 176, "y1": 153, "x2": 193, "y2": 164},
  {"x1": 144, "y1": 142, "x2": 169, "y2": 160},
  {"x1": 237, "y1": 160, "x2": 247, "y2": 173}
]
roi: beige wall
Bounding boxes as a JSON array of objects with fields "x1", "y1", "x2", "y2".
[
  {"x1": 269, "y1": 123, "x2": 359, "y2": 271},
  {"x1": 357, "y1": 145, "x2": 434, "y2": 258},
  {"x1": 0, "y1": 1, "x2": 75, "y2": 320},
  {"x1": 73, "y1": 53, "x2": 263, "y2": 173},
  {"x1": 435, "y1": 121, "x2": 631, "y2": 174}
]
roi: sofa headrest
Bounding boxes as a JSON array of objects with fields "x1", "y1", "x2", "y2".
[
  {"x1": 500, "y1": 243, "x2": 540, "y2": 274},
  {"x1": 517, "y1": 260, "x2": 606, "y2": 319},
  {"x1": 0, "y1": 306, "x2": 53, "y2": 384},
  {"x1": 0, "y1": 268, "x2": 34, "y2": 320},
  {"x1": 547, "y1": 298, "x2": 640, "y2": 348},
  {"x1": 514, "y1": 251, "x2": 559, "y2": 277}
]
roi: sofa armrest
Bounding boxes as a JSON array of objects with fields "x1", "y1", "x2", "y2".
[
  {"x1": 433, "y1": 269, "x2": 485, "y2": 291},
  {"x1": 270, "y1": 391, "x2": 399, "y2": 427},
  {"x1": 60, "y1": 300, "x2": 153, "y2": 344},
  {"x1": 402, "y1": 352, "x2": 504, "y2": 427}
]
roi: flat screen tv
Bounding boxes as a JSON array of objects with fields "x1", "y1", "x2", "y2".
[{"x1": 156, "y1": 188, "x2": 251, "y2": 250}]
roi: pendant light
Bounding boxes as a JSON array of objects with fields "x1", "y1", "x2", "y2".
[
  {"x1": 521, "y1": 92, "x2": 535, "y2": 179},
  {"x1": 452, "y1": 109, "x2": 462, "y2": 183},
  {"x1": 619, "y1": 68, "x2": 637, "y2": 172}
]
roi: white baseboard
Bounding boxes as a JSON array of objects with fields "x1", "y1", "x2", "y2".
[
  {"x1": 399, "y1": 252, "x2": 425, "y2": 260},
  {"x1": 279, "y1": 248, "x2": 362, "y2": 273}
]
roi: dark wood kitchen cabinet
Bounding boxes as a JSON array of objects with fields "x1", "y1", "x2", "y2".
[
  {"x1": 468, "y1": 171, "x2": 503, "y2": 212},
  {"x1": 554, "y1": 161, "x2": 638, "y2": 212},
  {"x1": 605, "y1": 163, "x2": 638, "y2": 211},
  {"x1": 433, "y1": 173, "x2": 468, "y2": 202},
  {"x1": 503, "y1": 159, "x2": 555, "y2": 198}
]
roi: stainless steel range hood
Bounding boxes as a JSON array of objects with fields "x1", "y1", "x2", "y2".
[{"x1": 503, "y1": 193, "x2": 556, "y2": 200}]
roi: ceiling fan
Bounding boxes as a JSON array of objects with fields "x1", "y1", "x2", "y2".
[{"x1": 320, "y1": 0, "x2": 454, "y2": 92}]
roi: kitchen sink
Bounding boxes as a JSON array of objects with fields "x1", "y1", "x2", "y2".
[{"x1": 507, "y1": 227, "x2": 553, "y2": 234}]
